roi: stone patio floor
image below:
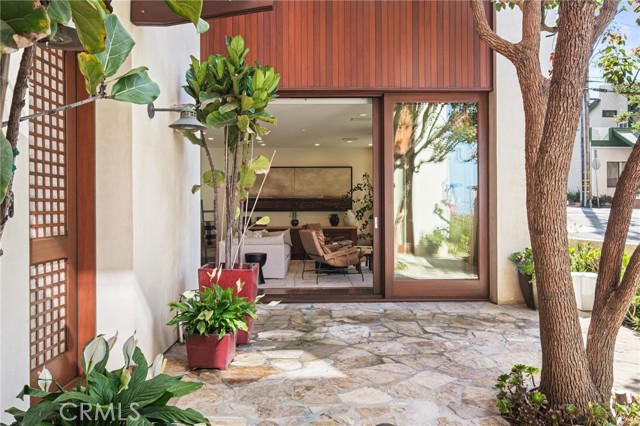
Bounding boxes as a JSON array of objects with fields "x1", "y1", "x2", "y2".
[{"x1": 166, "y1": 302, "x2": 640, "y2": 426}]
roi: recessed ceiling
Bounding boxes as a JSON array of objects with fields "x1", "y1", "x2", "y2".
[{"x1": 204, "y1": 98, "x2": 373, "y2": 148}]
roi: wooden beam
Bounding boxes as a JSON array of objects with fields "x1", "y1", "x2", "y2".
[{"x1": 131, "y1": 0, "x2": 273, "y2": 27}]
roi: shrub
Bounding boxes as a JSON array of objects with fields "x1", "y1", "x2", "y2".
[
  {"x1": 168, "y1": 283, "x2": 257, "y2": 338},
  {"x1": 567, "y1": 191, "x2": 581, "y2": 203},
  {"x1": 509, "y1": 248, "x2": 536, "y2": 280},
  {"x1": 3, "y1": 334, "x2": 208, "y2": 426},
  {"x1": 625, "y1": 287, "x2": 640, "y2": 331},
  {"x1": 447, "y1": 213, "x2": 474, "y2": 256},
  {"x1": 417, "y1": 228, "x2": 448, "y2": 255},
  {"x1": 496, "y1": 364, "x2": 640, "y2": 425}
]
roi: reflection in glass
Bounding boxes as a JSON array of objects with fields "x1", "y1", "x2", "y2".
[{"x1": 393, "y1": 102, "x2": 479, "y2": 279}]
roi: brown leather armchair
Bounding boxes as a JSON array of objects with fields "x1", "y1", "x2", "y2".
[{"x1": 299, "y1": 229, "x2": 363, "y2": 283}]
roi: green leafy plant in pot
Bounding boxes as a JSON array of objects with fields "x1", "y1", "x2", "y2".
[
  {"x1": 184, "y1": 35, "x2": 279, "y2": 343},
  {"x1": 509, "y1": 248, "x2": 537, "y2": 310},
  {"x1": 168, "y1": 277, "x2": 258, "y2": 370},
  {"x1": 2, "y1": 333, "x2": 208, "y2": 426}
]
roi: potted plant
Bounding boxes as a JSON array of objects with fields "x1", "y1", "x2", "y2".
[
  {"x1": 168, "y1": 282, "x2": 258, "y2": 370},
  {"x1": 3, "y1": 333, "x2": 209, "y2": 425},
  {"x1": 184, "y1": 35, "x2": 279, "y2": 343},
  {"x1": 509, "y1": 248, "x2": 537, "y2": 310},
  {"x1": 290, "y1": 200, "x2": 301, "y2": 226},
  {"x1": 421, "y1": 228, "x2": 449, "y2": 257}
]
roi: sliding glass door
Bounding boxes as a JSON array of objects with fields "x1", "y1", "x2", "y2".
[{"x1": 384, "y1": 94, "x2": 488, "y2": 299}]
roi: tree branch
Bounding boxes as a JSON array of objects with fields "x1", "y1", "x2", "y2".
[
  {"x1": 522, "y1": 0, "x2": 542, "y2": 49},
  {"x1": 592, "y1": 136, "x2": 640, "y2": 313},
  {"x1": 469, "y1": 0, "x2": 520, "y2": 62},
  {"x1": 6, "y1": 46, "x2": 35, "y2": 147},
  {"x1": 592, "y1": 0, "x2": 618, "y2": 46}
]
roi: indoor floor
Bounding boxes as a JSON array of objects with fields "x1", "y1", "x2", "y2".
[{"x1": 261, "y1": 260, "x2": 373, "y2": 289}]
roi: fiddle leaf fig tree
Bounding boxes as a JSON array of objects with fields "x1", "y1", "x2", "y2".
[
  {"x1": 0, "y1": 0, "x2": 207, "y2": 251},
  {"x1": 184, "y1": 35, "x2": 280, "y2": 268}
]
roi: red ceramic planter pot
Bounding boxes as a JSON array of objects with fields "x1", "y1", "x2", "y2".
[
  {"x1": 198, "y1": 262, "x2": 259, "y2": 345},
  {"x1": 186, "y1": 332, "x2": 237, "y2": 370}
]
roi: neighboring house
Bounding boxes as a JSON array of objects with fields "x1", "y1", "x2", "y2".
[
  {"x1": 0, "y1": 1, "x2": 545, "y2": 417},
  {"x1": 568, "y1": 86, "x2": 633, "y2": 198}
]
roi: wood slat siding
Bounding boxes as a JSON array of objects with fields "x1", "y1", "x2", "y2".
[{"x1": 201, "y1": 0, "x2": 493, "y2": 91}]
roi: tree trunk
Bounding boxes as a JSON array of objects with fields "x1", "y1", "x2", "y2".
[
  {"x1": 525, "y1": 1, "x2": 601, "y2": 407},
  {"x1": 0, "y1": 46, "x2": 35, "y2": 251},
  {"x1": 587, "y1": 136, "x2": 640, "y2": 398}
]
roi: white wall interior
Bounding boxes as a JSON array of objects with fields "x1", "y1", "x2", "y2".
[
  {"x1": 0, "y1": 50, "x2": 33, "y2": 421},
  {"x1": 95, "y1": 0, "x2": 200, "y2": 367}
]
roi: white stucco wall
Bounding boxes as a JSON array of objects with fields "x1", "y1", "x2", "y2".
[
  {"x1": 0, "y1": 51, "x2": 33, "y2": 420},
  {"x1": 490, "y1": 9, "x2": 553, "y2": 304},
  {"x1": 592, "y1": 147, "x2": 633, "y2": 198},
  {"x1": 95, "y1": 1, "x2": 200, "y2": 367}
]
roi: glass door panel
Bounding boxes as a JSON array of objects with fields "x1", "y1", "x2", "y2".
[{"x1": 392, "y1": 101, "x2": 479, "y2": 280}]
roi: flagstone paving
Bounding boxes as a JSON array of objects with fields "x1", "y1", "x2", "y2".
[{"x1": 166, "y1": 302, "x2": 640, "y2": 426}]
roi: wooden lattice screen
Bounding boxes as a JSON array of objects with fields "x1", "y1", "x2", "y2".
[{"x1": 28, "y1": 46, "x2": 73, "y2": 374}]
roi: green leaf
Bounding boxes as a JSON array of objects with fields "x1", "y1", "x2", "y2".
[
  {"x1": 182, "y1": 130, "x2": 204, "y2": 147},
  {"x1": 251, "y1": 111, "x2": 277, "y2": 124},
  {"x1": 47, "y1": 0, "x2": 72, "y2": 24},
  {"x1": 164, "y1": 0, "x2": 203, "y2": 26},
  {"x1": 219, "y1": 102, "x2": 238, "y2": 114},
  {"x1": 0, "y1": 1, "x2": 50, "y2": 52},
  {"x1": 77, "y1": 52, "x2": 104, "y2": 95},
  {"x1": 127, "y1": 414, "x2": 153, "y2": 426},
  {"x1": 70, "y1": 0, "x2": 107, "y2": 54},
  {"x1": 254, "y1": 216, "x2": 270, "y2": 225},
  {"x1": 237, "y1": 114, "x2": 250, "y2": 132},
  {"x1": 206, "y1": 110, "x2": 237, "y2": 128},
  {"x1": 140, "y1": 406, "x2": 209, "y2": 425},
  {"x1": 0, "y1": 20, "x2": 17, "y2": 54},
  {"x1": 53, "y1": 391, "x2": 98, "y2": 404},
  {"x1": 191, "y1": 184, "x2": 201, "y2": 194},
  {"x1": 240, "y1": 94, "x2": 254, "y2": 111},
  {"x1": 196, "y1": 18, "x2": 209, "y2": 34},
  {"x1": 0, "y1": 131, "x2": 14, "y2": 204},
  {"x1": 115, "y1": 374, "x2": 181, "y2": 414},
  {"x1": 21, "y1": 401, "x2": 58, "y2": 426},
  {"x1": 96, "y1": 14, "x2": 135, "y2": 78},
  {"x1": 165, "y1": 381, "x2": 203, "y2": 397},
  {"x1": 111, "y1": 71, "x2": 160, "y2": 104},
  {"x1": 249, "y1": 155, "x2": 270, "y2": 174}
]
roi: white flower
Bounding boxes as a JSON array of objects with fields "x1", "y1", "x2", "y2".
[
  {"x1": 150, "y1": 353, "x2": 167, "y2": 377},
  {"x1": 123, "y1": 332, "x2": 138, "y2": 368},
  {"x1": 182, "y1": 290, "x2": 196, "y2": 300},
  {"x1": 236, "y1": 279, "x2": 244, "y2": 293},
  {"x1": 83, "y1": 336, "x2": 107, "y2": 375},
  {"x1": 107, "y1": 331, "x2": 118, "y2": 350},
  {"x1": 37, "y1": 367, "x2": 52, "y2": 392}
]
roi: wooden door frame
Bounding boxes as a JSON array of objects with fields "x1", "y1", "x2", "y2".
[
  {"x1": 382, "y1": 92, "x2": 489, "y2": 300},
  {"x1": 73, "y1": 58, "x2": 97, "y2": 371}
]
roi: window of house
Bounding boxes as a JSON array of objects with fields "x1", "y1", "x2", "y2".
[
  {"x1": 607, "y1": 161, "x2": 625, "y2": 187},
  {"x1": 602, "y1": 110, "x2": 617, "y2": 118}
]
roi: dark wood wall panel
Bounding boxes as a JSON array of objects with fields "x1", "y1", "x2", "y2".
[{"x1": 201, "y1": 0, "x2": 493, "y2": 91}]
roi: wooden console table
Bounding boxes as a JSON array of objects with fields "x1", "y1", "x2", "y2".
[{"x1": 254, "y1": 226, "x2": 357, "y2": 260}]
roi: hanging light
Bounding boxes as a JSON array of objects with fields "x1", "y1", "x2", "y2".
[{"x1": 147, "y1": 103, "x2": 206, "y2": 132}]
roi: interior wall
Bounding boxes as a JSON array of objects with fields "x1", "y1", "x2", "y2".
[
  {"x1": 0, "y1": 52, "x2": 31, "y2": 420},
  {"x1": 201, "y1": 147, "x2": 373, "y2": 228},
  {"x1": 95, "y1": 1, "x2": 200, "y2": 367}
]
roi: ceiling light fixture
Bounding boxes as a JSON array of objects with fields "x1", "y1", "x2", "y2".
[
  {"x1": 207, "y1": 137, "x2": 215, "y2": 141},
  {"x1": 314, "y1": 143, "x2": 320, "y2": 146},
  {"x1": 368, "y1": 143, "x2": 373, "y2": 147},
  {"x1": 147, "y1": 103, "x2": 206, "y2": 132},
  {"x1": 359, "y1": 113, "x2": 369, "y2": 117}
]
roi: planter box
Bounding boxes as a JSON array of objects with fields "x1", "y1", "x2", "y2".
[
  {"x1": 186, "y1": 333, "x2": 236, "y2": 370},
  {"x1": 571, "y1": 272, "x2": 597, "y2": 312},
  {"x1": 517, "y1": 271, "x2": 537, "y2": 310},
  {"x1": 198, "y1": 262, "x2": 259, "y2": 345}
]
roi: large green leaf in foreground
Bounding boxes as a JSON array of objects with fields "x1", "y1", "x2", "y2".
[
  {"x1": 111, "y1": 71, "x2": 160, "y2": 104},
  {"x1": 0, "y1": 131, "x2": 14, "y2": 204}
]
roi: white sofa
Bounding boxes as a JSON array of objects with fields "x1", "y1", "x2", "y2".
[{"x1": 218, "y1": 230, "x2": 291, "y2": 279}]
